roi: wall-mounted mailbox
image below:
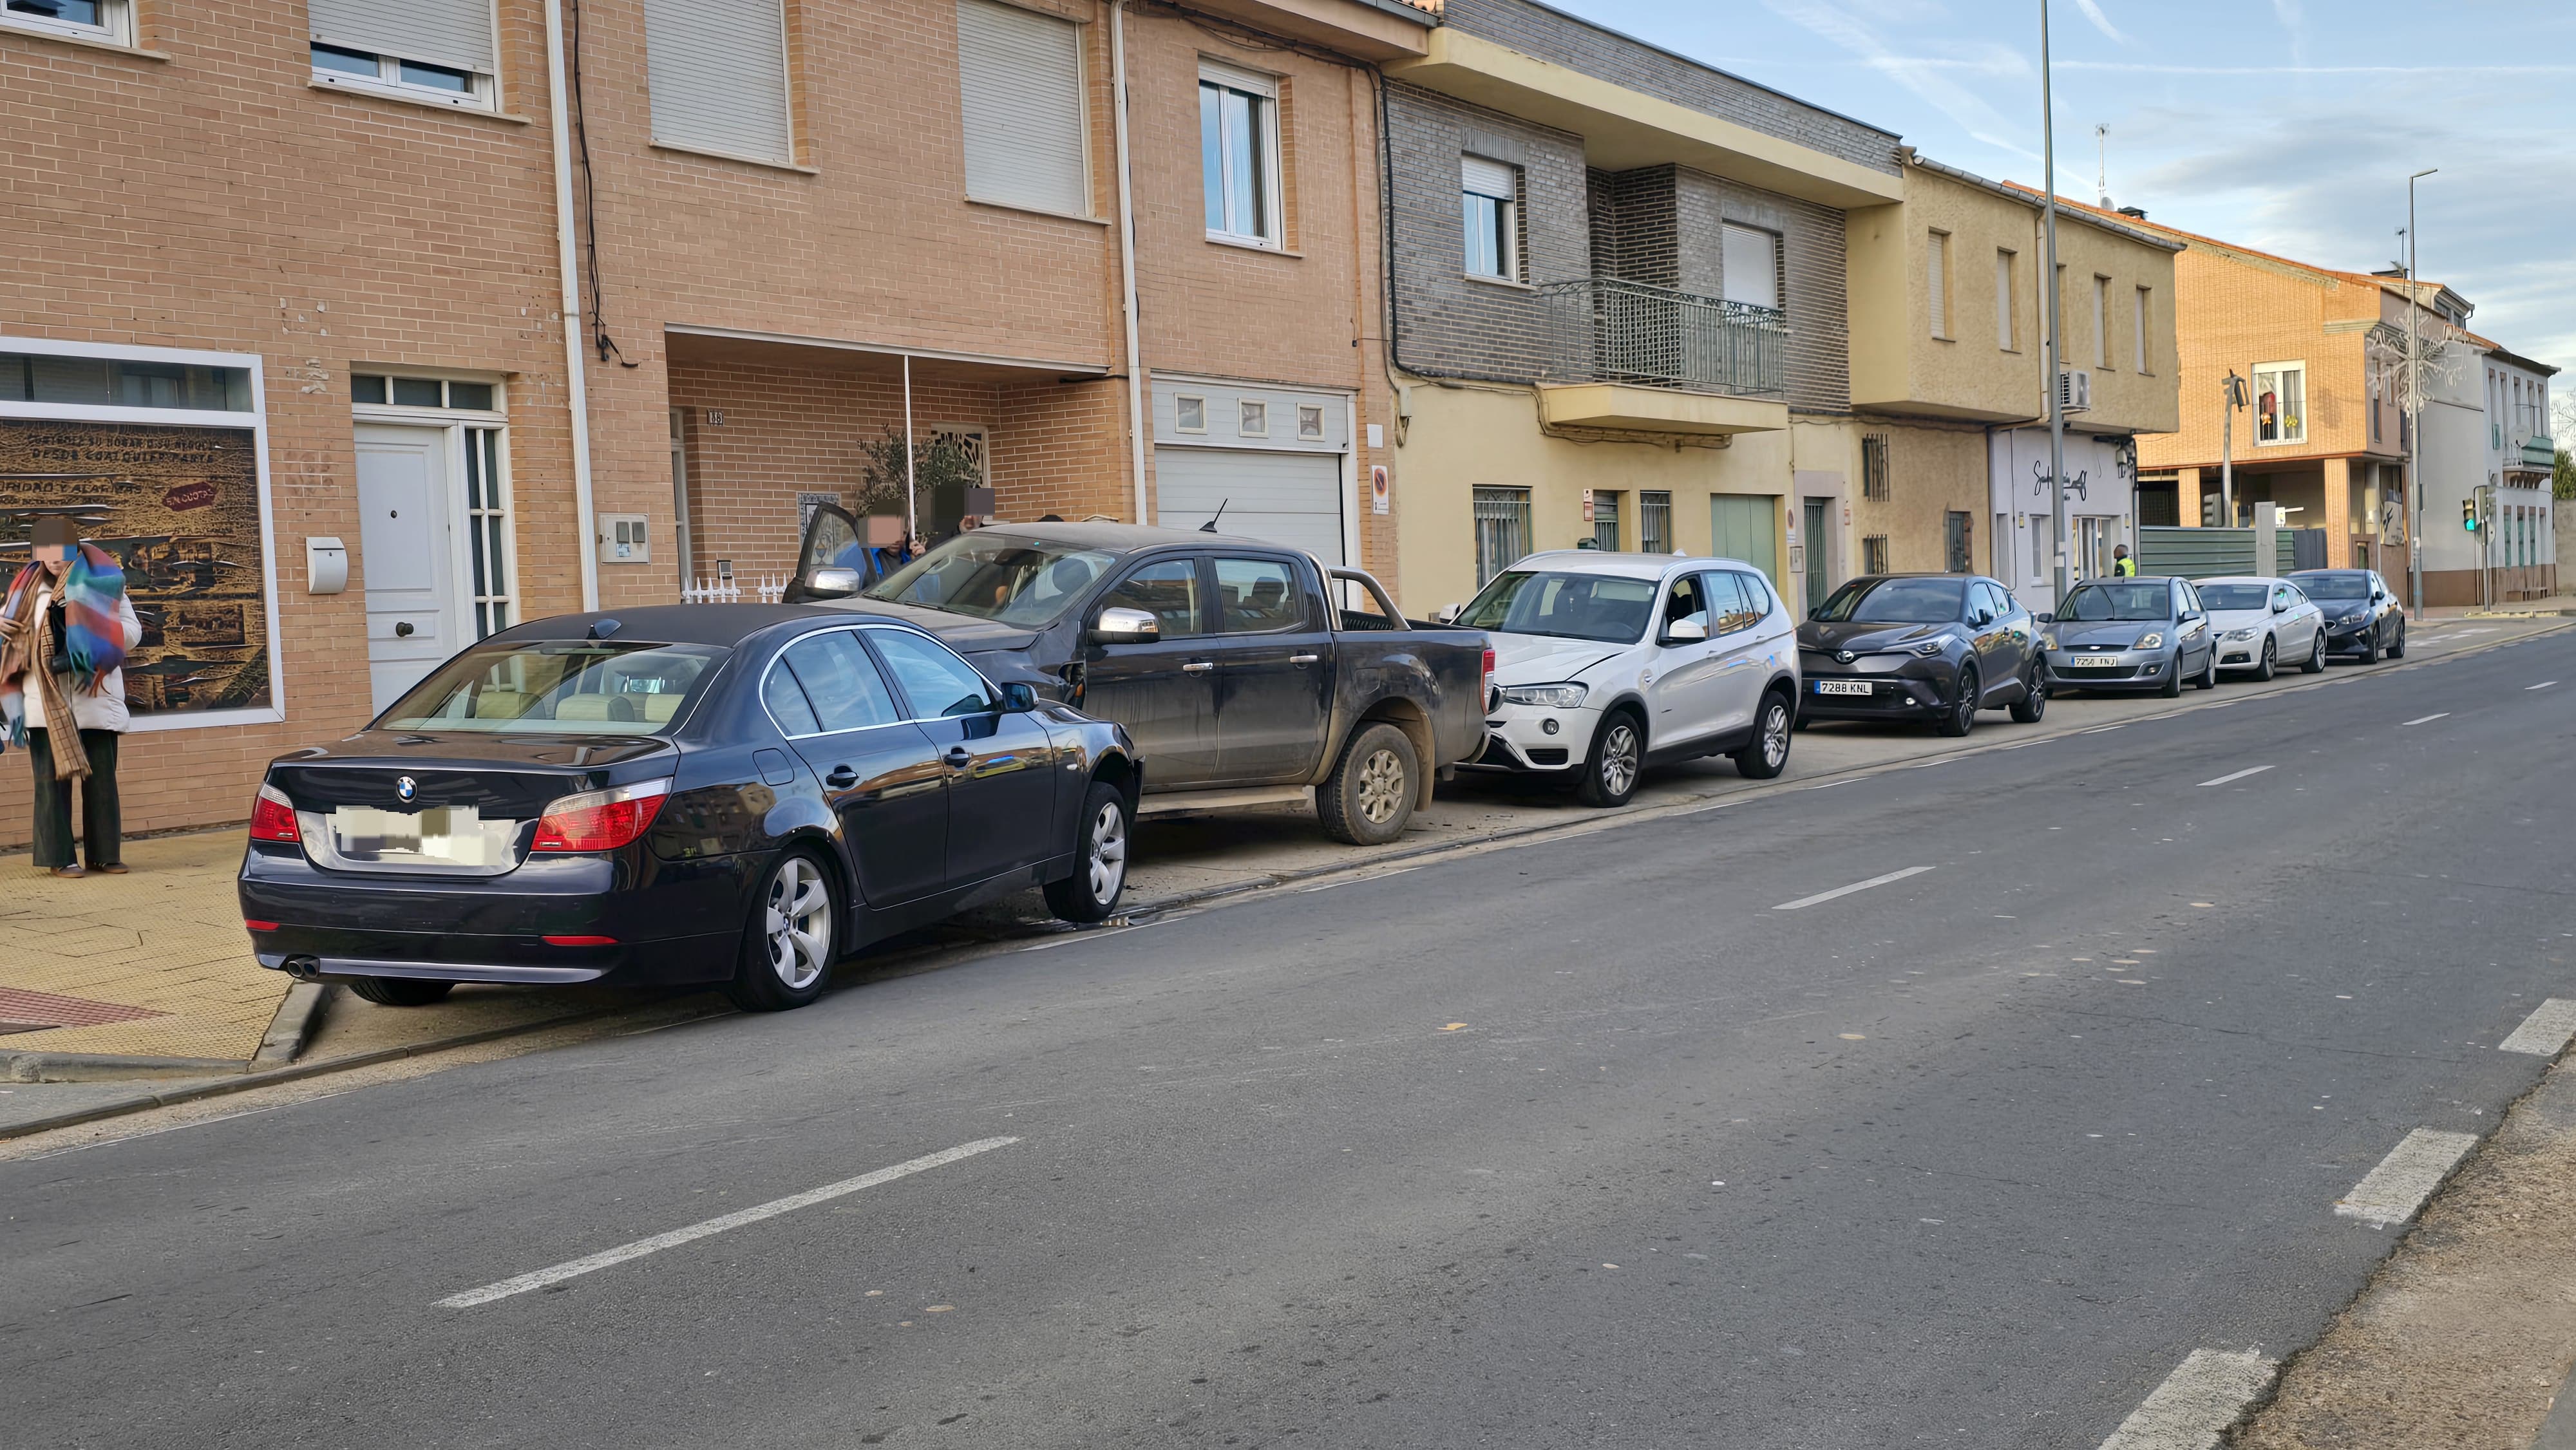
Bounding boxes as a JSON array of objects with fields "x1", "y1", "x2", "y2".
[
  {"x1": 600, "y1": 514, "x2": 650, "y2": 563},
  {"x1": 307, "y1": 536, "x2": 348, "y2": 595}
]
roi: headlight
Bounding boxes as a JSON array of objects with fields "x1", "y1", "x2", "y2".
[
  {"x1": 1911, "y1": 640, "x2": 1946, "y2": 657},
  {"x1": 2224, "y1": 628, "x2": 2257, "y2": 640},
  {"x1": 1498, "y1": 682, "x2": 1589, "y2": 709},
  {"x1": 2339, "y1": 612, "x2": 2364, "y2": 625},
  {"x1": 2040, "y1": 634, "x2": 2058, "y2": 652},
  {"x1": 2136, "y1": 632, "x2": 2163, "y2": 650}
]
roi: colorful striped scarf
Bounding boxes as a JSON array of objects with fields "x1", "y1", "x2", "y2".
[{"x1": 0, "y1": 543, "x2": 128, "y2": 760}]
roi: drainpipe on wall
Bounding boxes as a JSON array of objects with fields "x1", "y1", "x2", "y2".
[
  {"x1": 543, "y1": 0, "x2": 601, "y2": 612},
  {"x1": 1110, "y1": 0, "x2": 1151, "y2": 525}
]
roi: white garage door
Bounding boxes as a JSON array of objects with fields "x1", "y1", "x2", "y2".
[{"x1": 1155, "y1": 446, "x2": 1345, "y2": 566}]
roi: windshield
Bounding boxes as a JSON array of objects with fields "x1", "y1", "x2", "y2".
[
  {"x1": 379, "y1": 641, "x2": 725, "y2": 735},
  {"x1": 1461, "y1": 570, "x2": 1658, "y2": 643},
  {"x1": 2291, "y1": 570, "x2": 2371, "y2": 600},
  {"x1": 2197, "y1": 584, "x2": 2271, "y2": 611},
  {"x1": 866, "y1": 533, "x2": 1121, "y2": 626},
  {"x1": 1812, "y1": 578, "x2": 1964, "y2": 624},
  {"x1": 2056, "y1": 582, "x2": 2173, "y2": 623}
]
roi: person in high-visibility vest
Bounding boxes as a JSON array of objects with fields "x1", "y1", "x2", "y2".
[{"x1": 2112, "y1": 544, "x2": 2137, "y2": 577}]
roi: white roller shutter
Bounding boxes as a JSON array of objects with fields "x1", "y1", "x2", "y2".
[
  {"x1": 308, "y1": 0, "x2": 495, "y2": 73},
  {"x1": 1461, "y1": 154, "x2": 1515, "y2": 200},
  {"x1": 958, "y1": 0, "x2": 1088, "y2": 216},
  {"x1": 643, "y1": 0, "x2": 793, "y2": 165},
  {"x1": 1155, "y1": 447, "x2": 1345, "y2": 567}
]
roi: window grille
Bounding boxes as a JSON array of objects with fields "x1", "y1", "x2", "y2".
[{"x1": 1473, "y1": 487, "x2": 1531, "y2": 586}]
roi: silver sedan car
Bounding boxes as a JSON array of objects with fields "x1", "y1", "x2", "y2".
[{"x1": 2040, "y1": 576, "x2": 2219, "y2": 697}]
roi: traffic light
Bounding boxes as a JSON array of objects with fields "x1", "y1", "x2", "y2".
[
  {"x1": 2202, "y1": 493, "x2": 2224, "y2": 527},
  {"x1": 2463, "y1": 498, "x2": 2480, "y2": 532}
]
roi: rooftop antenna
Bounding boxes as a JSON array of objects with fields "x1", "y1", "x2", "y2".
[
  {"x1": 1199, "y1": 499, "x2": 1229, "y2": 533},
  {"x1": 2094, "y1": 123, "x2": 2109, "y2": 209}
]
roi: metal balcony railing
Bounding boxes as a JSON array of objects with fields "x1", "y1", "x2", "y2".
[{"x1": 1538, "y1": 277, "x2": 1788, "y2": 397}]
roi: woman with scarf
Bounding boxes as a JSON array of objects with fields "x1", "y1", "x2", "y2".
[{"x1": 1, "y1": 516, "x2": 143, "y2": 878}]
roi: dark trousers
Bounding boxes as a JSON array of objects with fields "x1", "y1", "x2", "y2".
[{"x1": 28, "y1": 727, "x2": 120, "y2": 870}]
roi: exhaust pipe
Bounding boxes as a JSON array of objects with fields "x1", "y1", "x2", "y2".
[{"x1": 281, "y1": 956, "x2": 323, "y2": 982}]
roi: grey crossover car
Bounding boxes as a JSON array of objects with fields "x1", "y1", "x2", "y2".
[
  {"x1": 2041, "y1": 576, "x2": 2220, "y2": 697},
  {"x1": 1797, "y1": 574, "x2": 2046, "y2": 737}
]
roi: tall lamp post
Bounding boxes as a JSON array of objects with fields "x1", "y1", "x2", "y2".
[
  {"x1": 2220, "y1": 370, "x2": 2248, "y2": 525},
  {"x1": 2040, "y1": 1, "x2": 2069, "y2": 603},
  {"x1": 2406, "y1": 167, "x2": 2436, "y2": 615}
]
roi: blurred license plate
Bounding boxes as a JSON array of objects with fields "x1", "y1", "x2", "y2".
[
  {"x1": 1814, "y1": 680, "x2": 1870, "y2": 696},
  {"x1": 330, "y1": 805, "x2": 504, "y2": 866},
  {"x1": 2069, "y1": 655, "x2": 2125, "y2": 667}
]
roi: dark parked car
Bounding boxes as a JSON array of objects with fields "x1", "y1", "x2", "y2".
[
  {"x1": 240, "y1": 606, "x2": 1139, "y2": 1013},
  {"x1": 787, "y1": 510, "x2": 1488, "y2": 845},
  {"x1": 2286, "y1": 568, "x2": 2407, "y2": 661},
  {"x1": 2041, "y1": 576, "x2": 2219, "y2": 696},
  {"x1": 1797, "y1": 574, "x2": 2046, "y2": 736}
]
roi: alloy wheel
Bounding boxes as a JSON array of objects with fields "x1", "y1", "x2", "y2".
[
  {"x1": 764, "y1": 856, "x2": 833, "y2": 991},
  {"x1": 1356, "y1": 747, "x2": 1408, "y2": 825},
  {"x1": 1087, "y1": 799, "x2": 1128, "y2": 902},
  {"x1": 1759, "y1": 700, "x2": 1790, "y2": 769},
  {"x1": 1598, "y1": 722, "x2": 1640, "y2": 798}
]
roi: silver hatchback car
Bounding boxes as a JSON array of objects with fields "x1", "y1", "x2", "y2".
[{"x1": 2041, "y1": 576, "x2": 2220, "y2": 697}]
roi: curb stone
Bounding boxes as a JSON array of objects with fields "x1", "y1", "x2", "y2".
[{"x1": 1, "y1": 982, "x2": 329, "y2": 1083}]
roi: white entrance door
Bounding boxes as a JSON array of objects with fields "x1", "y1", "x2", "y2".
[{"x1": 355, "y1": 424, "x2": 462, "y2": 713}]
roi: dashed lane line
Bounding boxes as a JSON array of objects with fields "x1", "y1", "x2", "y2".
[
  {"x1": 2333, "y1": 1129, "x2": 2479, "y2": 1229},
  {"x1": 2400, "y1": 713, "x2": 2450, "y2": 727},
  {"x1": 1772, "y1": 865, "x2": 1935, "y2": 912},
  {"x1": 2530, "y1": 681, "x2": 2559, "y2": 691},
  {"x1": 438, "y1": 1137, "x2": 1021, "y2": 1308},
  {"x1": 2498, "y1": 999, "x2": 2576, "y2": 1056},
  {"x1": 2096, "y1": 1348, "x2": 2279, "y2": 1450},
  {"x1": 2196, "y1": 765, "x2": 2273, "y2": 787}
]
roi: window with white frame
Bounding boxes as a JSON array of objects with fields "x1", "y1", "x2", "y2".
[
  {"x1": 1175, "y1": 395, "x2": 1206, "y2": 433},
  {"x1": 1200, "y1": 63, "x2": 1281, "y2": 247},
  {"x1": 1721, "y1": 223, "x2": 1781, "y2": 310},
  {"x1": 1297, "y1": 404, "x2": 1324, "y2": 440},
  {"x1": 1237, "y1": 399, "x2": 1267, "y2": 437},
  {"x1": 1927, "y1": 230, "x2": 1949, "y2": 339},
  {"x1": 463, "y1": 426, "x2": 514, "y2": 639},
  {"x1": 1461, "y1": 155, "x2": 1519, "y2": 281},
  {"x1": 1994, "y1": 249, "x2": 2017, "y2": 351},
  {"x1": 5, "y1": 0, "x2": 130, "y2": 45},
  {"x1": 643, "y1": 0, "x2": 794, "y2": 165},
  {"x1": 956, "y1": 0, "x2": 1089, "y2": 218},
  {"x1": 2253, "y1": 362, "x2": 2306, "y2": 446},
  {"x1": 308, "y1": 0, "x2": 497, "y2": 109}
]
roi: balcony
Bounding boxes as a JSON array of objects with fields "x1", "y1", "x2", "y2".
[
  {"x1": 1535, "y1": 277, "x2": 1790, "y2": 437},
  {"x1": 2523, "y1": 433, "x2": 2557, "y2": 471}
]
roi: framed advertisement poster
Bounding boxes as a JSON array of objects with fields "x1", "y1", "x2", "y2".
[{"x1": 0, "y1": 338, "x2": 283, "y2": 731}]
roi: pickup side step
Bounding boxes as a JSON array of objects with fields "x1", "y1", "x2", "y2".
[{"x1": 1135, "y1": 786, "x2": 1316, "y2": 816}]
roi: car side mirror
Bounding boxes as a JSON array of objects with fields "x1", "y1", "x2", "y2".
[
  {"x1": 804, "y1": 566, "x2": 862, "y2": 600},
  {"x1": 2273, "y1": 600, "x2": 2288, "y2": 614},
  {"x1": 1662, "y1": 617, "x2": 1708, "y2": 644},
  {"x1": 999, "y1": 682, "x2": 1038, "y2": 713},
  {"x1": 1434, "y1": 603, "x2": 1463, "y2": 625},
  {"x1": 2036, "y1": 611, "x2": 2055, "y2": 625},
  {"x1": 1089, "y1": 606, "x2": 1160, "y2": 644}
]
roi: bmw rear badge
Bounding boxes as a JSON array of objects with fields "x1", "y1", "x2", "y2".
[{"x1": 395, "y1": 776, "x2": 417, "y2": 804}]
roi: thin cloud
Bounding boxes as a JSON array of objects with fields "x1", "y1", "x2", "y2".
[
  {"x1": 2071, "y1": 0, "x2": 2126, "y2": 43},
  {"x1": 1760, "y1": 0, "x2": 2040, "y2": 162}
]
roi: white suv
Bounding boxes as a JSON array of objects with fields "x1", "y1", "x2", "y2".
[{"x1": 1451, "y1": 551, "x2": 1801, "y2": 806}]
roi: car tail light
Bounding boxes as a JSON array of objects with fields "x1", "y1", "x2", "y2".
[
  {"x1": 244, "y1": 919, "x2": 280, "y2": 933},
  {"x1": 250, "y1": 784, "x2": 301, "y2": 843},
  {"x1": 531, "y1": 778, "x2": 672, "y2": 853},
  {"x1": 1481, "y1": 646, "x2": 1495, "y2": 695},
  {"x1": 544, "y1": 934, "x2": 618, "y2": 946}
]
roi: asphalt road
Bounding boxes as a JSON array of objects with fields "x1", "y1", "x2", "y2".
[{"x1": 8, "y1": 631, "x2": 2575, "y2": 1448}]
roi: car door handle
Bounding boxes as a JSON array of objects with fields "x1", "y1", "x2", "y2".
[
  {"x1": 1289, "y1": 654, "x2": 1320, "y2": 664},
  {"x1": 1181, "y1": 661, "x2": 1215, "y2": 673},
  {"x1": 824, "y1": 766, "x2": 858, "y2": 789},
  {"x1": 944, "y1": 746, "x2": 974, "y2": 768}
]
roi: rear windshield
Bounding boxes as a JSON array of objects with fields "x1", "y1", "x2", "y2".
[
  {"x1": 378, "y1": 641, "x2": 725, "y2": 735},
  {"x1": 1812, "y1": 578, "x2": 1964, "y2": 624},
  {"x1": 866, "y1": 533, "x2": 1121, "y2": 626},
  {"x1": 1460, "y1": 570, "x2": 1657, "y2": 643},
  {"x1": 2291, "y1": 571, "x2": 2371, "y2": 599},
  {"x1": 2056, "y1": 583, "x2": 2173, "y2": 622},
  {"x1": 2197, "y1": 584, "x2": 2270, "y2": 610}
]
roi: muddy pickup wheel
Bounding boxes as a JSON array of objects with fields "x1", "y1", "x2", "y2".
[{"x1": 1318, "y1": 721, "x2": 1417, "y2": 845}]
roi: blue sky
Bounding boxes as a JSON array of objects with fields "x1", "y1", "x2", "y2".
[{"x1": 1560, "y1": 0, "x2": 2576, "y2": 400}]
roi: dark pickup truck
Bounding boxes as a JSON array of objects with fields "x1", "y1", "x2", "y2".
[{"x1": 787, "y1": 508, "x2": 1489, "y2": 844}]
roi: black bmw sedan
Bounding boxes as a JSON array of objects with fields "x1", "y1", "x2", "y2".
[
  {"x1": 239, "y1": 605, "x2": 1141, "y2": 1013},
  {"x1": 1796, "y1": 574, "x2": 2046, "y2": 737}
]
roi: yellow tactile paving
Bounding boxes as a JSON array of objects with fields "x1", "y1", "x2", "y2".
[{"x1": 1, "y1": 829, "x2": 281, "y2": 1063}]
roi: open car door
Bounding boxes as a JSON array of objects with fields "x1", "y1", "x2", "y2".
[{"x1": 782, "y1": 502, "x2": 863, "y2": 604}]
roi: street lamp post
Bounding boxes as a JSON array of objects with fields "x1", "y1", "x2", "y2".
[
  {"x1": 2040, "y1": 0, "x2": 2069, "y2": 604},
  {"x1": 2406, "y1": 167, "x2": 2436, "y2": 616},
  {"x1": 2220, "y1": 370, "x2": 2247, "y2": 525}
]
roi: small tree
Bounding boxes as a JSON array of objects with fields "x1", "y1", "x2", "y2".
[{"x1": 855, "y1": 428, "x2": 982, "y2": 524}]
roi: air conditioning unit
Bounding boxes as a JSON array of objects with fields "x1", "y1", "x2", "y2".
[{"x1": 2058, "y1": 368, "x2": 2093, "y2": 414}]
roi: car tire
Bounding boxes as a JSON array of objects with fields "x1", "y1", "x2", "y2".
[
  {"x1": 346, "y1": 976, "x2": 454, "y2": 1007},
  {"x1": 1575, "y1": 709, "x2": 1644, "y2": 807},
  {"x1": 2252, "y1": 636, "x2": 2276, "y2": 682},
  {"x1": 723, "y1": 848, "x2": 838, "y2": 1013},
  {"x1": 2009, "y1": 664, "x2": 2048, "y2": 723},
  {"x1": 1734, "y1": 689, "x2": 1795, "y2": 780},
  {"x1": 2195, "y1": 646, "x2": 2219, "y2": 690},
  {"x1": 2301, "y1": 630, "x2": 2326, "y2": 673},
  {"x1": 1318, "y1": 721, "x2": 1418, "y2": 845},
  {"x1": 1935, "y1": 665, "x2": 1979, "y2": 737},
  {"x1": 2387, "y1": 621, "x2": 2406, "y2": 659},
  {"x1": 2157, "y1": 659, "x2": 2183, "y2": 697},
  {"x1": 1044, "y1": 781, "x2": 1131, "y2": 923}
]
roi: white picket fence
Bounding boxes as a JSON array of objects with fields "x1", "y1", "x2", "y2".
[{"x1": 680, "y1": 574, "x2": 789, "y2": 605}]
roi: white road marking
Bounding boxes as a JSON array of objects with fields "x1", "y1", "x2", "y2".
[
  {"x1": 2196, "y1": 766, "x2": 2273, "y2": 787},
  {"x1": 2529, "y1": 681, "x2": 2558, "y2": 692},
  {"x1": 1022, "y1": 925, "x2": 1143, "y2": 952},
  {"x1": 2334, "y1": 1128, "x2": 2479, "y2": 1228},
  {"x1": 2096, "y1": 1348, "x2": 2278, "y2": 1450},
  {"x1": 1300, "y1": 867, "x2": 1421, "y2": 893},
  {"x1": 1772, "y1": 865, "x2": 1935, "y2": 912},
  {"x1": 2400, "y1": 713, "x2": 2450, "y2": 727},
  {"x1": 437, "y1": 1137, "x2": 1020, "y2": 1308},
  {"x1": 2497, "y1": 999, "x2": 2576, "y2": 1056}
]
